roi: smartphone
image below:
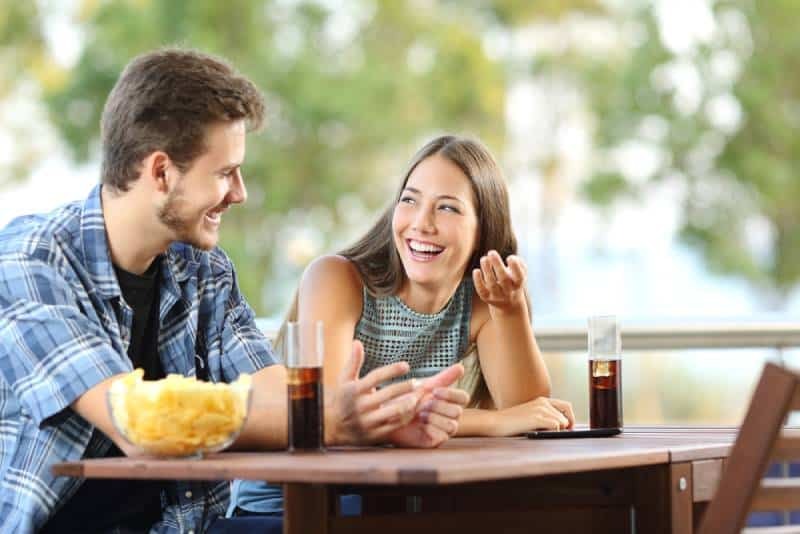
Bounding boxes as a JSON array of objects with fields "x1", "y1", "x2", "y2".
[{"x1": 526, "y1": 427, "x2": 621, "y2": 439}]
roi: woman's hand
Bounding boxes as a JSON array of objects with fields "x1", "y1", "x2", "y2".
[
  {"x1": 326, "y1": 341, "x2": 469, "y2": 447},
  {"x1": 473, "y1": 251, "x2": 528, "y2": 315},
  {"x1": 492, "y1": 397, "x2": 576, "y2": 436},
  {"x1": 387, "y1": 366, "x2": 469, "y2": 448}
]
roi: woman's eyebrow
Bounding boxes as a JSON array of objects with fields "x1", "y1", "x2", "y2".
[{"x1": 403, "y1": 187, "x2": 466, "y2": 205}]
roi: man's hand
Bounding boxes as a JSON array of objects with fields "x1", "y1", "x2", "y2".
[
  {"x1": 326, "y1": 341, "x2": 469, "y2": 447},
  {"x1": 327, "y1": 340, "x2": 421, "y2": 445}
]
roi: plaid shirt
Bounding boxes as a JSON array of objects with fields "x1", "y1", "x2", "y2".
[{"x1": 0, "y1": 185, "x2": 275, "y2": 533}]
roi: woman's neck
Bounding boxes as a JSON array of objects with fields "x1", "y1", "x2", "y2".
[{"x1": 395, "y1": 277, "x2": 463, "y2": 314}]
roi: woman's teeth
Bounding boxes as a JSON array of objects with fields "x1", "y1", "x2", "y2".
[{"x1": 408, "y1": 239, "x2": 444, "y2": 258}]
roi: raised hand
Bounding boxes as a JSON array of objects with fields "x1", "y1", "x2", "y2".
[{"x1": 472, "y1": 250, "x2": 527, "y2": 314}]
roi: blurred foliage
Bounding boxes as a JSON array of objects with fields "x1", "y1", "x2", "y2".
[
  {"x1": 3, "y1": 0, "x2": 591, "y2": 314},
  {"x1": 570, "y1": 1, "x2": 800, "y2": 306},
  {"x1": 37, "y1": 0, "x2": 511, "y2": 313},
  {"x1": 0, "y1": 0, "x2": 57, "y2": 185},
  {"x1": 5, "y1": 0, "x2": 800, "y2": 313}
]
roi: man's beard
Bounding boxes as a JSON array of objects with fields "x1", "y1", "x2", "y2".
[{"x1": 157, "y1": 186, "x2": 215, "y2": 251}]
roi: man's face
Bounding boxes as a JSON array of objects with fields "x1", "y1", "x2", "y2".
[{"x1": 157, "y1": 120, "x2": 247, "y2": 250}]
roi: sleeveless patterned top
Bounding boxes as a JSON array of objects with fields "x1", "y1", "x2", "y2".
[{"x1": 355, "y1": 278, "x2": 473, "y2": 381}]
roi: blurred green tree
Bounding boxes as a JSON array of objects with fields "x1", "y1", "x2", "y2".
[
  {"x1": 572, "y1": 1, "x2": 800, "y2": 308},
  {"x1": 39, "y1": 0, "x2": 508, "y2": 314}
]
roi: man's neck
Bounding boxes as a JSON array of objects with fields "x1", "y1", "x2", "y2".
[{"x1": 101, "y1": 186, "x2": 170, "y2": 275}]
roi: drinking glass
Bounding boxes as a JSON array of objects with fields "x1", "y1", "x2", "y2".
[
  {"x1": 588, "y1": 315, "x2": 623, "y2": 430},
  {"x1": 285, "y1": 320, "x2": 325, "y2": 452}
]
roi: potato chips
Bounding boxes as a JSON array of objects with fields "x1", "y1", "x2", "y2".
[{"x1": 109, "y1": 369, "x2": 252, "y2": 457}]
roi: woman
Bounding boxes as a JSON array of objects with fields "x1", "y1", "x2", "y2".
[{"x1": 230, "y1": 134, "x2": 574, "y2": 516}]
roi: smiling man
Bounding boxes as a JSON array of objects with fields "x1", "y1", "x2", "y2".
[{"x1": 0, "y1": 48, "x2": 468, "y2": 534}]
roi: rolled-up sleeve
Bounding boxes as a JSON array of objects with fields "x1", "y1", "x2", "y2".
[{"x1": 0, "y1": 257, "x2": 130, "y2": 427}]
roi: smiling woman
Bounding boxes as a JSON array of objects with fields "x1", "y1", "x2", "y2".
[{"x1": 229, "y1": 135, "x2": 577, "y2": 517}]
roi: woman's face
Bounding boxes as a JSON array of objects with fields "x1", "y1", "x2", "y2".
[{"x1": 392, "y1": 154, "x2": 479, "y2": 289}]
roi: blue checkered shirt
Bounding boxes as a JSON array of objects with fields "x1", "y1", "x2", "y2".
[{"x1": 0, "y1": 185, "x2": 276, "y2": 533}]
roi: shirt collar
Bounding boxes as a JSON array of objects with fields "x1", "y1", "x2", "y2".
[
  {"x1": 79, "y1": 185, "x2": 121, "y2": 300},
  {"x1": 79, "y1": 185, "x2": 202, "y2": 301}
]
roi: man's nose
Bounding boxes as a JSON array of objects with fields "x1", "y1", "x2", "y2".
[{"x1": 226, "y1": 170, "x2": 247, "y2": 204}]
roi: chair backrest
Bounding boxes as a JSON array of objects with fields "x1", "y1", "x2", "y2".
[{"x1": 699, "y1": 362, "x2": 800, "y2": 534}]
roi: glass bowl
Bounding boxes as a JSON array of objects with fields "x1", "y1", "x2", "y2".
[{"x1": 107, "y1": 370, "x2": 252, "y2": 458}]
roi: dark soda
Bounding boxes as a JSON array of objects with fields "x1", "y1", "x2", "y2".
[
  {"x1": 589, "y1": 359, "x2": 622, "y2": 429},
  {"x1": 287, "y1": 366, "x2": 324, "y2": 452}
]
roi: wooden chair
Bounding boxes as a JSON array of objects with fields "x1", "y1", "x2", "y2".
[{"x1": 699, "y1": 362, "x2": 800, "y2": 534}]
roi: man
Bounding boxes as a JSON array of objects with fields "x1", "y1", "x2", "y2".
[{"x1": 0, "y1": 48, "x2": 468, "y2": 533}]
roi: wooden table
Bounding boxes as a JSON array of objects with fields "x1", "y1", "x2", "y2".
[{"x1": 53, "y1": 426, "x2": 735, "y2": 534}]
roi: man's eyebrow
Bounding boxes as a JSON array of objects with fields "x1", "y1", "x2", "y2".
[
  {"x1": 216, "y1": 163, "x2": 241, "y2": 173},
  {"x1": 402, "y1": 187, "x2": 466, "y2": 205}
]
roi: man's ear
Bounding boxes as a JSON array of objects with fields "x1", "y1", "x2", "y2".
[{"x1": 143, "y1": 151, "x2": 173, "y2": 193}]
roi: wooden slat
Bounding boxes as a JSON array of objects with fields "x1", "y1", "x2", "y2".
[
  {"x1": 634, "y1": 464, "x2": 671, "y2": 534},
  {"x1": 284, "y1": 483, "x2": 329, "y2": 534},
  {"x1": 791, "y1": 387, "x2": 800, "y2": 411},
  {"x1": 345, "y1": 468, "x2": 635, "y2": 514},
  {"x1": 699, "y1": 363, "x2": 799, "y2": 534},
  {"x1": 671, "y1": 463, "x2": 694, "y2": 534},
  {"x1": 751, "y1": 478, "x2": 800, "y2": 511},
  {"x1": 771, "y1": 429, "x2": 800, "y2": 461},
  {"x1": 329, "y1": 506, "x2": 631, "y2": 534}
]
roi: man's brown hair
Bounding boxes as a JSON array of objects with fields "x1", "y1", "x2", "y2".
[{"x1": 100, "y1": 48, "x2": 265, "y2": 191}]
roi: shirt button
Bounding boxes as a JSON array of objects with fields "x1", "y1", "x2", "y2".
[{"x1": 185, "y1": 490, "x2": 193, "y2": 499}]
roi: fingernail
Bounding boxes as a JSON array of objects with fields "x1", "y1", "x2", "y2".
[
  {"x1": 419, "y1": 411, "x2": 430, "y2": 423},
  {"x1": 411, "y1": 378, "x2": 421, "y2": 390}
]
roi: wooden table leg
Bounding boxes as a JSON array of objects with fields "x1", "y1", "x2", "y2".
[
  {"x1": 634, "y1": 463, "x2": 693, "y2": 534},
  {"x1": 283, "y1": 483, "x2": 330, "y2": 534}
]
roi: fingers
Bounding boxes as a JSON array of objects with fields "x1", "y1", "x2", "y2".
[
  {"x1": 359, "y1": 394, "x2": 418, "y2": 429},
  {"x1": 534, "y1": 398, "x2": 570, "y2": 429},
  {"x1": 423, "y1": 424, "x2": 450, "y2": 447},
  {"x1": 420, "y1": 411, "x2": 457, "y2": 438},
  {"x1": 420, "y1": 363, "x2": 465, "y2": 391},
  {"x1": 535, "y1": 414, "x2": 567, "y2": 431},
  {"x1": 360, "y1": 380, "x2": 417, "y2": 411},
  {"x1": 419, "y1": 395, "x2": 464, "y2": 421},
  {"x1": 474, "y1": 251, "x2": 525, "y2": 299},
  {"x1": 472, "y1": 268, "x2": 489, "y2": 300},
  {"x1": 548, "y1": 398, "x2": 575, "y2": 429},
  {"x1": 506, "y1": 255, "x2": 526, "y2": 286},
  {"x1": 339, "y1": 340, "x2": 365, "y2": 383},
  {"x1": 357, "y1": 361, "x2": 411, "y2": 393}
]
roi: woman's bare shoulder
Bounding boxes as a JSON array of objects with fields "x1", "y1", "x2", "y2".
[{"x1": 301, "y1": 254, "x2": 364, "y2": 298}]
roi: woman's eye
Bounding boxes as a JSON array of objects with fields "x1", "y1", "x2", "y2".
[
  {"x1": 399, "y1": 196, "x2": 415, "y2": 204},
  {"x1": 440, "y1": 204, "x2": 460, "y2": 214}
]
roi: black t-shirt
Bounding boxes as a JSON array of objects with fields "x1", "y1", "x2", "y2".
[
  {"x1": 115, "y1": 257, "x2": 165, "y2": 380},
  {"x1": 42, "y1": 258, "x2": 167, "y2": 533}
]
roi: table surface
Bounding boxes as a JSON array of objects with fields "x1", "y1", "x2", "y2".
[{"x1": 53, "y1": 426, "x2": 736, "y2": 486}]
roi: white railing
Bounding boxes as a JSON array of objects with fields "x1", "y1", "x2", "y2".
[{"x1": 257, "y1": 317, "x2": 800, "y2": 352}]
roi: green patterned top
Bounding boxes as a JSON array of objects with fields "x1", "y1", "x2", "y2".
[{"x1": 356, "y1": 278, "x2": 473, "y2": 381}]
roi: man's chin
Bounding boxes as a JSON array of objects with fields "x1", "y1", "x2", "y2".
[{"x1": 178, "y1": 232, "x2": 218, "y2": 251}]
